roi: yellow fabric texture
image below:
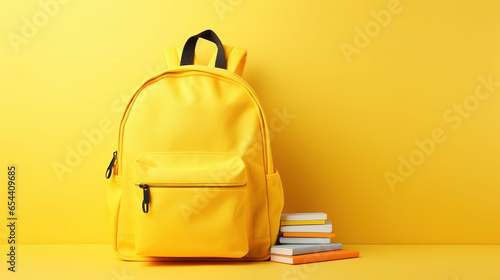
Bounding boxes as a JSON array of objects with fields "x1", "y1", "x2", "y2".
[{"x1": 107, "y1": 43, "x2": 283, "y2": 261}]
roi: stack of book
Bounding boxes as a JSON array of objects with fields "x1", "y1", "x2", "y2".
[{"x1": 270, "y1": 212, "x2": 359, "y2": 265}]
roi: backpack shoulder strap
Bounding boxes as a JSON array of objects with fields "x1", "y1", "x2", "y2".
[
  {"x1": 164, "y1": 44, "x2": 247, "y2": 76},
  {"x1": 163, "y1": 47, "x2": 182, "y2": 69},
  {"x1": 214, "y1": 45, "x2": 247, "y2": 76}
]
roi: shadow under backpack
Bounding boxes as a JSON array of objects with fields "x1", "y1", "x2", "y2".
[{"x1": 105, "y1": 30, "x2": 284, "y2": 261}]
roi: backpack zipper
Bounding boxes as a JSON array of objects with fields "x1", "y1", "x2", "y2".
[
  {"x1": 105, "y1": 151, "x2": 117, "y2": 179},
  {"x1": 139, "y1": 184, "x2": 150, "y2": 213},
  {"x1": 138, "y1": 183, "x2": 246, "y2": 214}
]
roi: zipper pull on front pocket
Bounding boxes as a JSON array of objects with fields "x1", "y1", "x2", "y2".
[
  {"x1": 140, "y1": 184, "x2": 150, "y2": 213},
  {"x1": 105, "y1": 151, "x2": 117, "y2": 179}
]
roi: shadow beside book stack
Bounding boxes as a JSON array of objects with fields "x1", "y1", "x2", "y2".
[{"x1": 270, "y1": 212, "x2": 360, "y2": 265}]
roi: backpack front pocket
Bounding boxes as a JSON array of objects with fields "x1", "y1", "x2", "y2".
[{"x1": 134, "y1": 152, "x2": 250, "y2": 258}]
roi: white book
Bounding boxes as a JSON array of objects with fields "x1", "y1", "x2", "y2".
[
  {"x1": 271, "y1": 243, "x2": 342, "y2": 256},
  {"x1": 279, "y1": 237, "x2": 331, "y2": 244},
  {"x1": 281, "y1": 212, "x2": 327, "y2": 221},
  {"x1": 280, "y1": 221, "x2": 332, "y2": 233},
  {"x1": 271, "y1": 254, "x2": 294, "y2": 264}
]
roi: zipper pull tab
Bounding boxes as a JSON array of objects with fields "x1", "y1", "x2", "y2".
[
  {"x1": 105, "y1": 151, "x2": 117, "y2": 179},
  {"x1": 140, "y1": 184, "x2": 150, "y2": 213}
]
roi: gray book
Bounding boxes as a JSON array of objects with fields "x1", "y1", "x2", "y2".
[{"x1": 271, "y1": 243, "x2": 342, "y2": 256}]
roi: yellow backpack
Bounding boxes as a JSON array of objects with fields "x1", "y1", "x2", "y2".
[{"x1": 105, "y1": 30, "x2": 284, "y2": 261}]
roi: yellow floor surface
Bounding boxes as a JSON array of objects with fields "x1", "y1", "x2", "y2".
[{"x1": 1, "y1": 244, "x2": 498, "y2": 280}]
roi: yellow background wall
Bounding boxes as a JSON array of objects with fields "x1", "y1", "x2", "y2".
[{"x1": 0, "y1": 0, "x2": 499, "y2": 245}]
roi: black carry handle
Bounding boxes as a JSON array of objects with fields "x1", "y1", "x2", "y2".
[{"x1": 180, "y1": 29, "x2": 227, "y2": 69}]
